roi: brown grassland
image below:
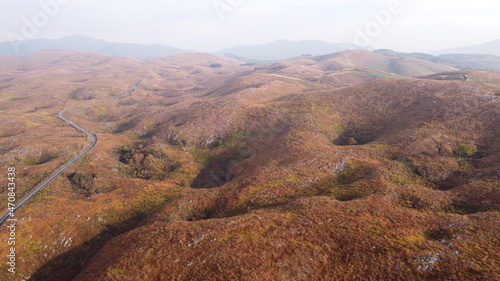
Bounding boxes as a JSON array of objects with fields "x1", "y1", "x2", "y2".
[{"x1": 0, "y1": 50, "x2": 498, "y2": 281}]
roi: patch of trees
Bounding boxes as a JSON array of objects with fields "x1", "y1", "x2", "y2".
[
  {"x1": 67, "y1": 172, "x2": 115, "y2": 196},
  {"x1": 22, "y1": 150, "x2": 59, "y2": 165},
  {"x1": 68, "y1": 88, "x2": 96, "y2": 100},
  {"x1": 68, "y1": 172, "x2": 97, "y2": 191},
  {"x1": 118, "y1": 146, "x2": 181, "y2": 180}
]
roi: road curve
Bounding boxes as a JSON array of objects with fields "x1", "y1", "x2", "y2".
[{"x1": 0, "y1": 83, "x2": 139, "y2": 225}]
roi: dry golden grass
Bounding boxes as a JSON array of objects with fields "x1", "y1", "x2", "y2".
[{"x1": 0, "y1": 50, "x2": 498, "y2": 280}]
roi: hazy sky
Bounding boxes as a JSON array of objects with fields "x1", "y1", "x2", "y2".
[{"x1": 1, "y1": 0, "x2": 499, "y2": 52}]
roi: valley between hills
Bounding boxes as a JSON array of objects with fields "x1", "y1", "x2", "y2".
[{"x1": 0, "y1": 49, "x2": 499, "y2": 280}]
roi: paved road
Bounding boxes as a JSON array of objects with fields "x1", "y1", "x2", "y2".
[
  {"x1": 0, "y1": 83, "x2": 139, "y2": 225},
  {"x1": 268, "y1": 74, "x2": 305, "y2": 81}
]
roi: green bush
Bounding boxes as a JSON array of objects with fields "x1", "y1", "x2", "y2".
[
  {"x1": 68, "y1": 172, "x2": 97, "y2": 190},
  {"x1": 21, "y1": 151, "x2": 58, "y2": 165},
  {"x1": 8, "y1": 95, "x2": 30, "y2": 101},
  {"x1": 118, "y1": 147, "x2": 181, "y2": 180},
  {"x1": 454, "y1": 144, "x2": 478, "y2": 158}
]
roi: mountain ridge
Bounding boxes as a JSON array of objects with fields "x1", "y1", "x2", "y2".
[
  {"x1": 374, "y1": 49, "x2": 500, "y2": 72},
  {"x1": 0, "y1": 34, "x2": 194, "y2": 59},
  {"x1": 2, "y1": 35, "x2": 500, "y2": 70},
  {"x1": 434, "y1": 38, "x2": 500, "y2": 57},
  {"x1": 216, "y1": 39, "x2": 369, "y2": 61}
]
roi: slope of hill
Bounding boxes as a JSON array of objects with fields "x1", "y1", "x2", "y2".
[
  {"x1": 216, "y1": 39, "x2": 366, "y2": 61},
  {"x1": 374, "y1": 49, "x2": 500, "y2": 72},
  {"x1": 0, "y1": 35, "x2": 192, "y2": 59},
  {"x1": 74, "y1": 76, "x2": 500, "y2": 281},
  {"x1": 374, "y1": 49, "x2": 452, "y2": 64},
  {"x1": 435, "y1": 39, "x2": 500, "y2": 57},
  {"x1": 266, "y1": 50, "x2": 459, "y2": 80},
  {"x1": 438, "y1": 54, "x2": 500, "y2": 72},
  {"x1": 0, "y1": 50, "x2": 498, "y2": 281}
]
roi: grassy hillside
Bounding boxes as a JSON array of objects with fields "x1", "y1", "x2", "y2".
[{"x1": 0, "y1": 50, "x2": 498, "y2": 281}]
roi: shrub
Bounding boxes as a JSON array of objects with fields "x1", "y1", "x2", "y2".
[
  {"x1": 8, "y1": 95, "x2": 30, "y2": 101},
  {"x1": 68, "y1": 88, "x2": 96, "y2": 100},
  {"x1": 424, "y1": 228, "x2": 454, "y2": 241},
  {"x1": 443, "y1": 201, "x2": 480, "y2": 215},
  {"x1": 118, "y1": 147, "x2": 181, "y2": 180},
  {"x1": 332, "y1": 182, "x2": 375, "y2": 201},
  {"x1": 454, "y1": 144, "x2": 478, "y2": 158},
  {"x1": 22, "y1": 150, "x2": 58, "y2": 165},
  {"x1": 68, "y1": 172, "x2": 97, "y2": 191},
  {"x1": 337, "y1": 161, "x2": 375, "y2": 185}
]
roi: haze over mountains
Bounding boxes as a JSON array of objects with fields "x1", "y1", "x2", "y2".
[
  {"x1": 435, "y1": 38, "x2": 500, "y2": 57},
  {"x1": 1, "y1": 36, "x2": 367, "y2": 61},
  {"x1": 2, "y1": 35, "x2": 500, "y2": 72},
  {"x1": 216, "y1": 39, "x2": 367, "y2": 61},
  {"x1": 0, "y1": 35, "x2": 192, "y2": 59},
  {"x1": 374, "y1": 49, "x2": 500, "y2": 73}
]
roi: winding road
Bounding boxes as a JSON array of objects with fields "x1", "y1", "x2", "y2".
[{"x1": 0, "y1": 83, "x2": 139, "y2": 225}]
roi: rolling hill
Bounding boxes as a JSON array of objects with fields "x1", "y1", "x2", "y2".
[
  {"x1": 375, "y1": 49, "x2": 500, "y2": 72},
  {"x1": 435, "y1": 38, "x2": 500, "y2": 57},
  {"x1": 0, "y1": 35, "x2": 192, "y2": 59},
  {"x1": 73, "y1": 69, "x2": 500, "y2": 281},
  {"x1": 216, "y1": 39, "x2": 367, "y2": 61},
  {"x1": 3, "y1": 35, "x2": 500, "y2": 73},
  {"x1": 438, "y1": 54, "x2": 500, "y2": 72},
  {"x1": 247, "y1": 50, "x2": 460, "y2": 83},
  {"x1": 0, "y1": 50, "x2": 498, "y2": 281}
]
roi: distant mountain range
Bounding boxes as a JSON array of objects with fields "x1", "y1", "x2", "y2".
[
  {"x1": 438, "y1": 54, "x2": 500, "y2": 72},
  {"x1": 216, "y1": 39, "x2": 368, "y2": 61},
  {"x1": 435, "y1": 39, "x2": 500, "y2": 57},
  {"x1": 374, "y1": 49, "x2": 500, "y2": 72},
  {"x1": 1, "y1": 35, "x2": 500, "y2": 72},
  {"x1": 0, "y1": 36, "x2": 370, "y2": 62},
  {"x1": 0, "y1": 35, "x2": 192, "y2": 59}
]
